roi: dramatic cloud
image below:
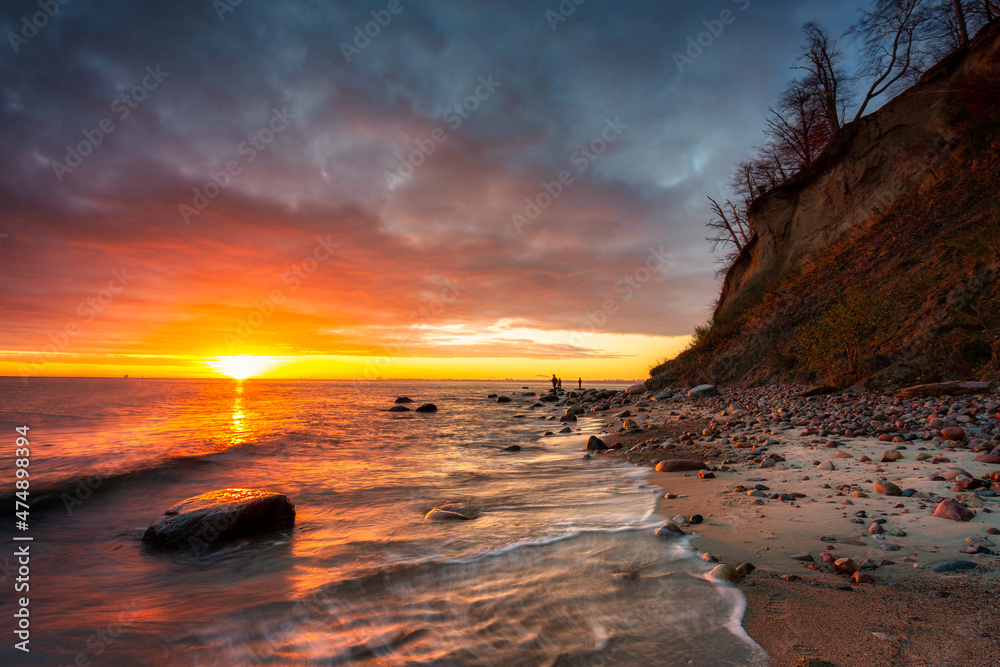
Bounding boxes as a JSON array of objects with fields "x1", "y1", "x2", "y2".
[{"x1": 0, "y1": 0, "x2": 859, "y2": 377}]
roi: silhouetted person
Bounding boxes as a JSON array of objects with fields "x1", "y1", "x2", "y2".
[
  {"x1": 578, "y1": 377, "x2": 582, "y2": 389},
  {"x1": 551, "y1": 374, "x2": 558, "y2": 390},
  {"x1": 557, "y1": 377, "x2": 562, "y2": 389}
]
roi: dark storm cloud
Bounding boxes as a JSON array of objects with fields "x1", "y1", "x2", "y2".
[{"x1": 0, "y1": 0, "x2": 859, "y2": 357}]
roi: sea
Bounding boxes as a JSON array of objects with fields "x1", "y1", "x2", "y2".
[{"x1": 0, "y1": 378, "x2": 767, "y2": 666}]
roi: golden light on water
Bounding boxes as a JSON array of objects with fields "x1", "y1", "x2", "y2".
[{"x1": 209, "y1": 355, "x2": 283, "y2": 379}]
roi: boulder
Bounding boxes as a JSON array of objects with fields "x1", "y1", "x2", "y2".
[
  {"x1": 415, "y1": 403, "x2": 438, "y2": 413},
  {"x1": 394, "y1": 397, "x2": 414, "y2": 403},
  {"x1": 880, "y1": 449, "x2": 903, "y2": 462},
  {"x1": 816, "y1": 461, "x2": 836, "y2": 471},
  {"x1": 707, "y1": 564, "x2": 742, "y2": 585},
  {"x1": 688, "y1": 384, "x2": 719, "y2": 398},
  {"x1": 388, "y1": 405, "x2": 410, "y2": 412},
  {"x1": 585, "y1": 436, "x2": 608, "y2": 451},
  {"x1": 142, "y1": 488, "x2": 295, "y2": 549},
  {"x1": 933, "y1": 498, "x2": 975, "y2": 522},
  {"x1": 496, "y1": 396, "x2": 512, "y2": 403},
  {"x1": 626, "y1": 383, "x2": 647, "y2": 395},
  {"x1": 655, "y1": 459, "x2": 706, "y2": 473},
  {"x1": 974, "y1": 453, "x2": 1000, "y2": 464},
  {"x1": 560, "y1": 414, "x2": 577, "y2": 422}
]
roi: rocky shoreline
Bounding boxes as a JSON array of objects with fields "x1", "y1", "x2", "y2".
[{"x1": 538, "y1": 381, "x2": 1000, "y2": 666}]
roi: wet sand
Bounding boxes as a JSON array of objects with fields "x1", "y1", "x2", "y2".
[{"x1": 584, "y1": 385, "x2": 1000, "y2": 666}]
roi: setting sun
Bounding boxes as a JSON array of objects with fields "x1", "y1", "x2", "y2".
[{"x1": 208, "y1": 355, "x2": 283, "y2": 379}]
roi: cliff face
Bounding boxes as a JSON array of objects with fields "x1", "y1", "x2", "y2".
[
  {"x1": 652, "y1": 21, "x2": 1000, "y2": 390},
  {"x1": 717, "y1": 22, "x2": 1000, "y2": 320}
]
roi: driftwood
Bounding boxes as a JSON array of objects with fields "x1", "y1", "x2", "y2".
[{"x1": 896, "y1": 381, "x2": 991, "y2": 398}]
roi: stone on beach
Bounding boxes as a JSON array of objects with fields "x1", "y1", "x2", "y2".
[
  {"x1": 852, "y1": 571, "x2": 876, "y2": 585},
  {"x1": 425, "y1": 508, "x2": 471, "y2": 521},
  {"x1": 688, "y1": 384, "x2": 719, "y2": 398},
  {"x1": 142, "y1": 488, "x2": 295, "y2": 549},
  {"x1": 929, "y1": 560, "x2": 977, "y2": 573},
  {"x1": 941, "y1": 426, "x2": 966, "y2": 441},
  {"x1": 707, "y1": 564, "x2": 742, "y2": 585},
  {"x1": 880, "y1": 449, "x2": 903, "y2": 462},
  {"x1": 655, "y1": 522, "x2": 685, "y2": 538},
  {"x1": 626, "y1": 383, "x2": 647, "y2": 395},
  {"x1": 933, "y1": 498, "x2": 975, "y2": 522},
  {"x1": 834, "y1": 558, "x2": 858, "y2": 575},
  {"x1": 874, "y1": 480, "x2": 902, "y2": 496},
  {"x1": 586, "y1": 436, "x2": 608, "y2": 451},
  {"x1": 655, "y1": 459, "x2": 706, "y2": 473},
  {"x1": 816, "y1": 461, "x2": 836, "y2": 470}
]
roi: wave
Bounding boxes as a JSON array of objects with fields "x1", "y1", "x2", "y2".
[{"x1": 0, "y1": 435, "x2": 295, "y2": 515}]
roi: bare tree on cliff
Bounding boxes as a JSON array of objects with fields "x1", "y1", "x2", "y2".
[
  {"x1": 706, "y1": 196, "x2": 751, "y2": 255},
  {"x1": 795, "y1": 22, "x2": 848, "y2": 133},
  {"x1": 848, "y1": 0, "x2": 934, "y2": 121},
  {"x1": 976, "y1": 0, "x2": 1000, "y2": 22},
  {"x1": 765, "y1": 80, "x2": 834, "y2": 170},
  {"x1": 924, "y1": 0, "x2": 997, "y2": 52}
]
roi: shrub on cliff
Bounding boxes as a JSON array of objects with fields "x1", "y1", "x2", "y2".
[{"x1": 794, "y1": 291, "x2": 889, "y2": 384}]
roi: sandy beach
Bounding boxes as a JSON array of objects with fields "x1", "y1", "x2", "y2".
[{"x1": 585, "y1": 383, "x2": 1000, "y2": 666}]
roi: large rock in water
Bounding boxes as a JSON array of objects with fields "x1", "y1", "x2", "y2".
[
  {"x1": 415, "y1": 403, "x2": 438, "y2": 413},
  {"x1": 142, "y1": 488, "x2": 295, "y2": 550}
]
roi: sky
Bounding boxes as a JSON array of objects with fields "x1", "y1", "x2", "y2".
[{"x1": 0, "y1": 0, "x2": 860, "y2": 381}]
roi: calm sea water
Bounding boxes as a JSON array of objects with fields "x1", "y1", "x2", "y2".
[{"x1": 0, "y1": 378, "x2": 765, "y2": 666}]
